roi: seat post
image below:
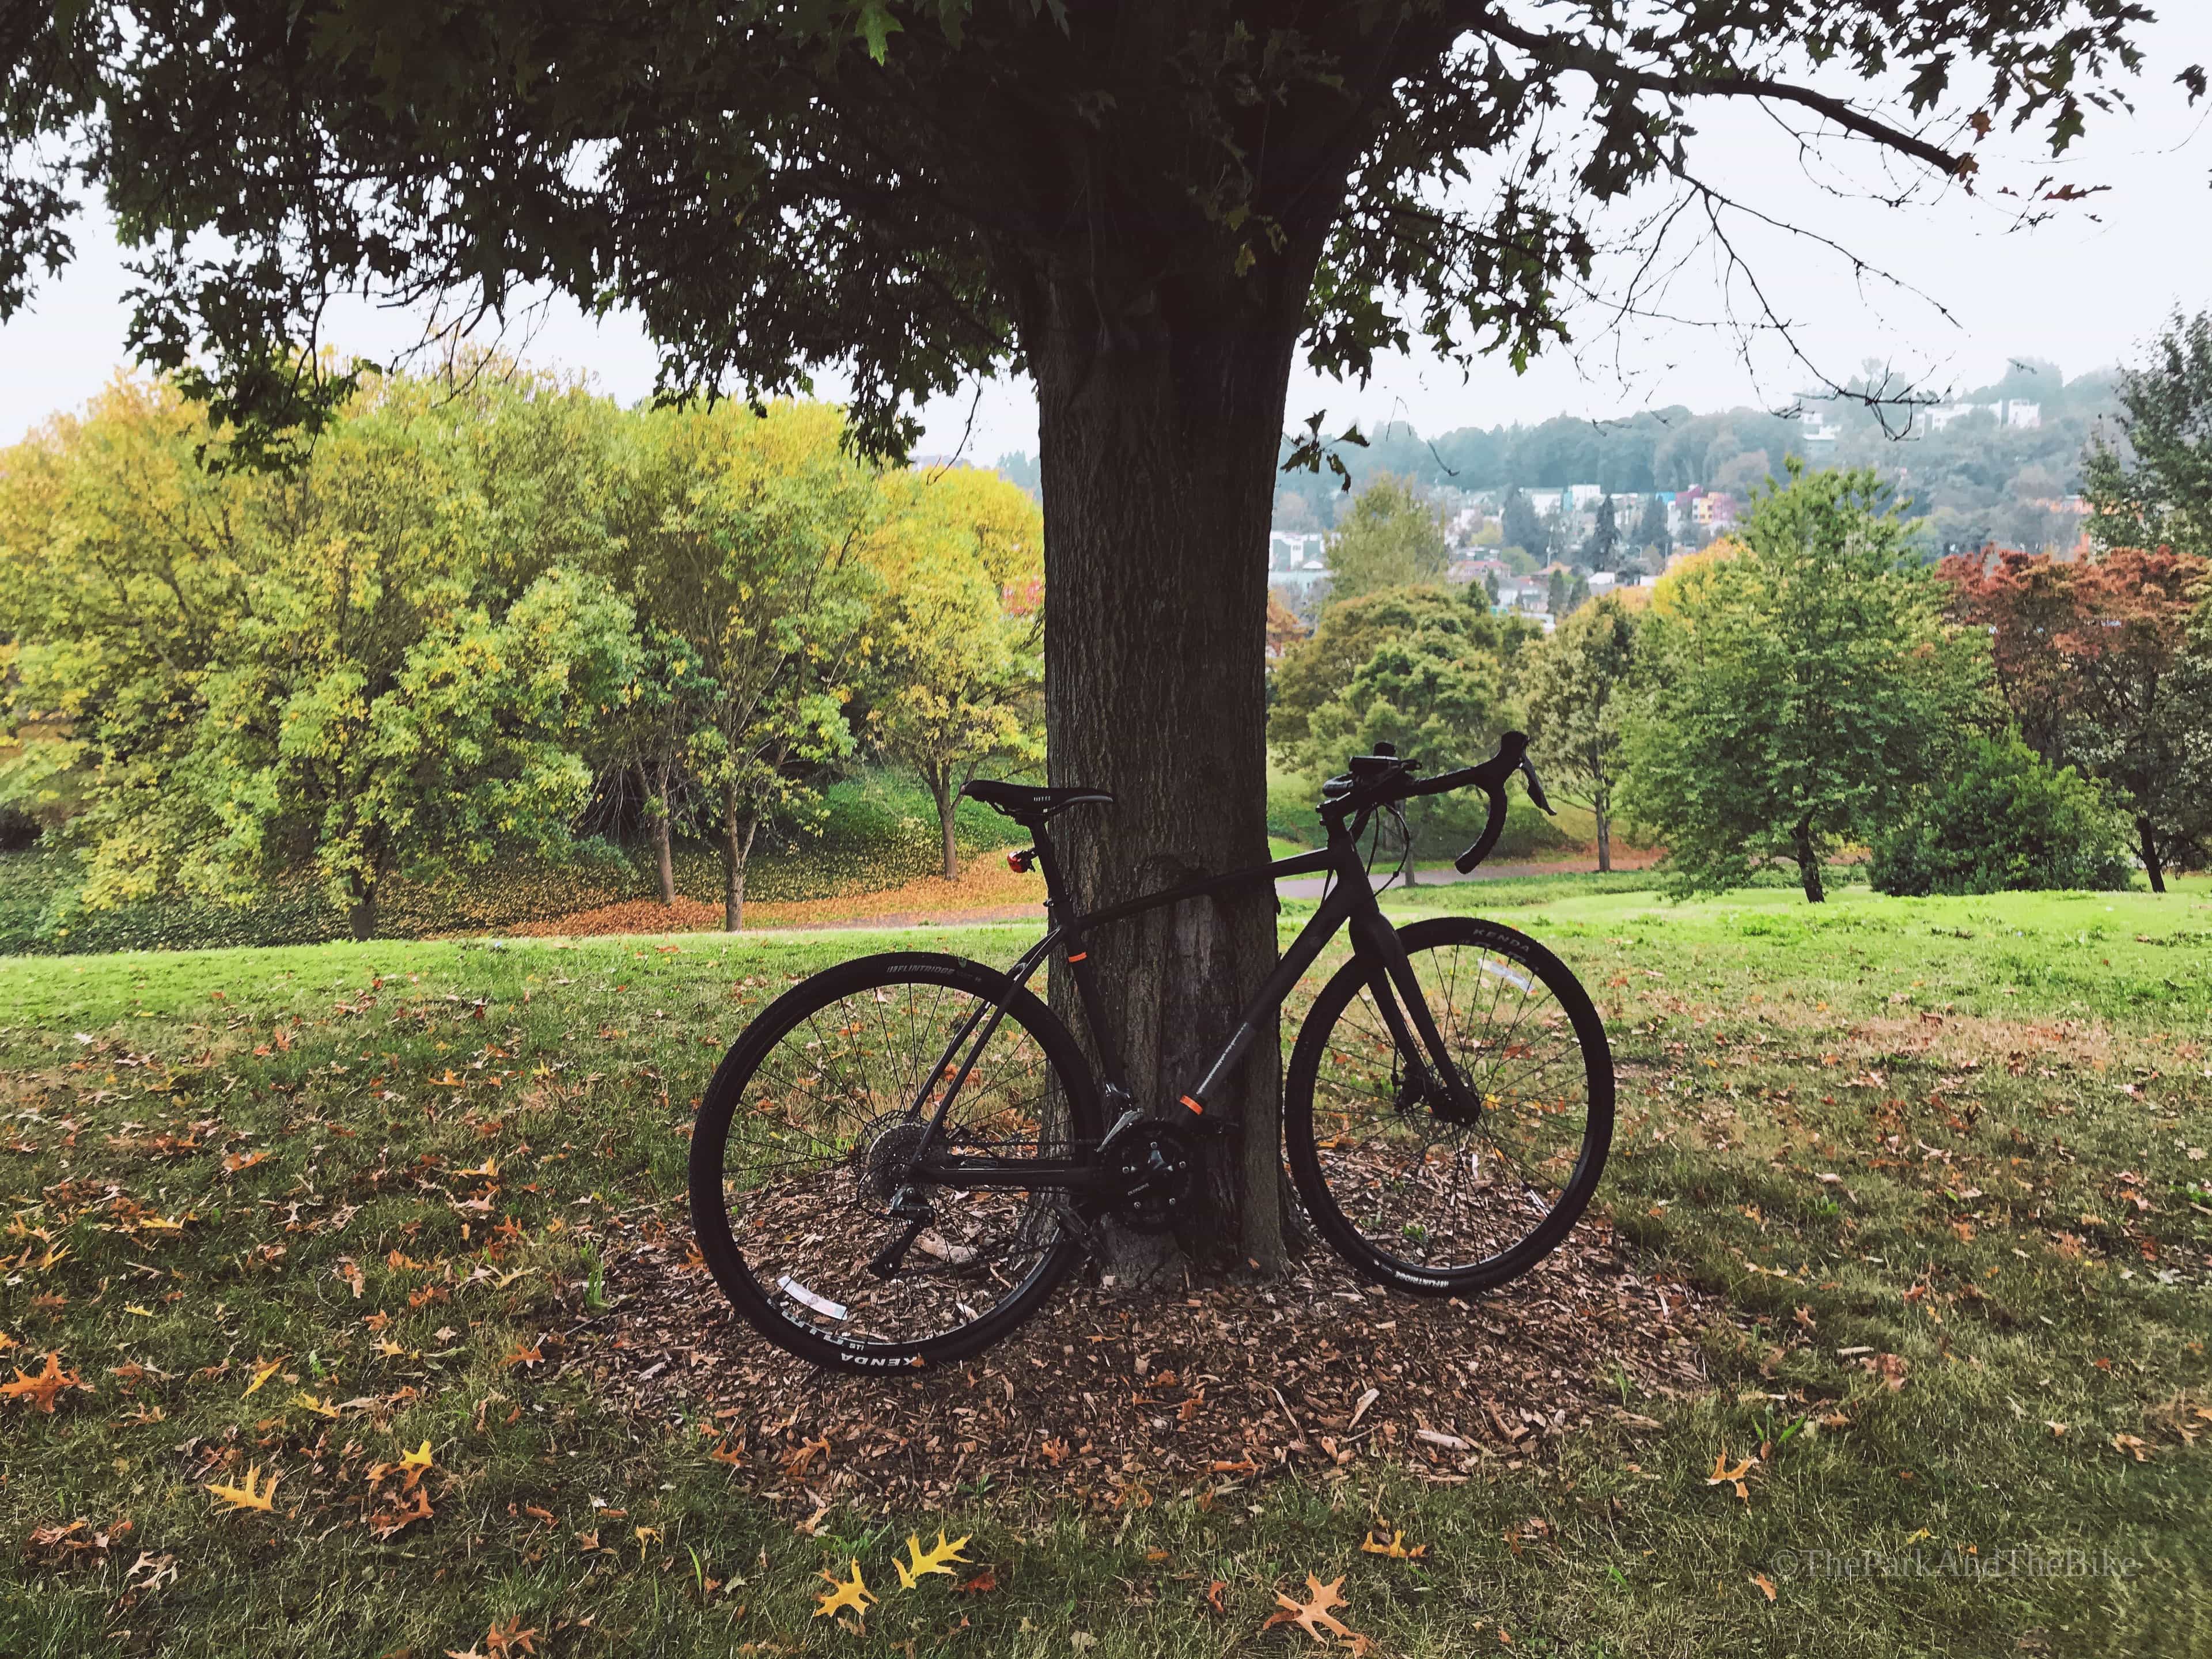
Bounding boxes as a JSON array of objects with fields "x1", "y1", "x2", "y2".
[{"x1": 1024, "y1": 819, "x2": 1079, "y2": 915}]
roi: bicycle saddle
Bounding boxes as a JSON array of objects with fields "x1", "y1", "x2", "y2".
[{"x1": 960, "y1": 780, "x2": 1115, "y2": 821}]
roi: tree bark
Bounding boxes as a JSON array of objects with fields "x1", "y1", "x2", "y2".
[
  {"x1": 653, "y1": 771, "x2": 677, "y2": 906},
  {"x1": 2137, "y1": 816, "x2": 2165, "y2": 895},
  {"x1": 1028, "y1": 267, "x2": 1314, "y2": 1277},
  {"x1": 1794, "y1": 817, "x2": 1825, "y2": 903},
  {"x1": 932, "y1": 775, "x2": 960, "y2": 881},
  {"x1": 1594, "y1": 788, "x2": 1613, "y2": 873},
  {"x1": 721, "y1": 789, "x2": 759, "y2": 931},
  {"x1": 347, "y1": 881, "x2": 378, "y2": 941}
]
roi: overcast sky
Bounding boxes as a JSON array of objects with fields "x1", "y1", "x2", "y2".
[{"x1": 4, "y1": 13, "x2": 2208, "y2": 459}]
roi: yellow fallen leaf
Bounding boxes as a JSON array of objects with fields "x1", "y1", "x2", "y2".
[
  {"x1": 243, "y1": 1357, "x2": 282, "y2": 1397},
  {"x1": 206, "y1": 1463, "x2": 279, "y2": 1513},
  {"x1": 1359, "y1": 1529, "x2": 1427, "y2": 1560},
  {"x1": 398, "y1": 1439, "x2": 436, "y2": 1487},
  {"x1": 290, "y1": 1391, "x2": 342, "y2": 1419},
  {"x1": 814, "y1": 1559, "x2": 876, "y2": 1621},
  {"x1": 892, "y1": 1530, "x2": 971, "y2": 1589}
]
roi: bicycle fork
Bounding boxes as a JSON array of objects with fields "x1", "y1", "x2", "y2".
[{"x1": 1346, "y1": 906, "x2": 1479, "y2": 1123}]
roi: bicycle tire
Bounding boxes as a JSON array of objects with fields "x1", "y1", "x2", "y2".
[
  {"x1": 688, "y1": 952, "x2": 1101, "y2": 1372},
  {"x1": 1284, "y1": 916, "x2": 1613, "y2": 1294}
]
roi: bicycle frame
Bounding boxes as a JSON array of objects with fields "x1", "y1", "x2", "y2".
[{"x1": 897, "y1": 806, "x2": 1474, "y2": 1198}]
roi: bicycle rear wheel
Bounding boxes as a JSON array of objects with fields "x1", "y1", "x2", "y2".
[
  {"x1": 1285, "y1": 916, "x2": 1613, "y2": 1294},
  {"x1": 688, "y1": 952, "x2": 1101, "y2": 1372}
]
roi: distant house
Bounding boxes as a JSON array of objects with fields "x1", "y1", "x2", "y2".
[
  {"x1": 1925, "y1": 399, "x2": 2042, "y2": 432},
  {"x1": 1267, "y1": 532, "x2": 1330, "y2": 586}
]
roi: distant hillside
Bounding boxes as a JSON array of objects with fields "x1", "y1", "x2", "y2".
[{"x1": 997, "y1": 359, "x2": 2121, "y2": 556}]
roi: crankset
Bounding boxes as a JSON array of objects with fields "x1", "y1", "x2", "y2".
[{"x1": 1100, "y1": 1118, "x2": 1197, "y2": 1234}]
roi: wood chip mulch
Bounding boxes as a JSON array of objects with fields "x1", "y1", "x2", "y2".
[{"x1": 580, "y1": 1209, "x2": 1717, "y2": 1516}]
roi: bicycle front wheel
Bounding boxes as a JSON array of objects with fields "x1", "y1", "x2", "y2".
[
  {"x1": 1285, "y1": 916, "x2": 1613, "y2": 1294},
  {"x1": 688, "y1": 952, "x2": 1101, "y2": 1372}
]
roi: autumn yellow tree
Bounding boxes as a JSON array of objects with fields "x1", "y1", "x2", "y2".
[{"x1": 865, "y1": 467, "x2": 1046, "y2": 878}]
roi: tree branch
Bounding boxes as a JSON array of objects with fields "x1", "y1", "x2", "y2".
[{"x1": 1467, "y1": 9, "x2": 1967, "y2": 177}]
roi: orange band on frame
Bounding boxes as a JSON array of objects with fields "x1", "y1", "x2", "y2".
[
  {"x1": 1180, "y1": 1095, "x2": 1205, "y2": 1114},
  {"x1": 1066, "y1": 952, "x2": 1088, "y2": 962}
]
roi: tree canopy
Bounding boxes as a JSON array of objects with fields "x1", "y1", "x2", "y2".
[
  {"x1": 1620, "y1": 465, "x2": 1974, "y2": 901},
  {"x1": 1324, "y1": 475, "x2": 1449, "y2": 601}
]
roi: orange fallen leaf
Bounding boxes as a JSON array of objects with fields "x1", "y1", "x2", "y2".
[
  {"x1": 2, "y1": 1351, "x2": 84, "y2": 1414},
  {"x1": 1751, "y1": 1572, "x2": 1777, "y2": 1601},
  {"x1": 1263, "y1": 1575, "x2": 1360, "y2": 1645},
  {"x1": 1706, "y1": 1450, "x2": 1756, "y2": 1501}
]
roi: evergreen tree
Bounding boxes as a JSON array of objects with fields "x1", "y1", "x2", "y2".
[
  {"x1": 1581, "y1": 497, "x2": 1620, "y2": 570},
  {"x1": 1500, "y1": 488, "x2": 1544, "y2": 565}
]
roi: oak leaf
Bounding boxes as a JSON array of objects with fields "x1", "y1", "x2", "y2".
[
  {"x1": 397, "y1": 1439, "x2": 437, "y2": 1488},
  {"x1": 893, "y1": 1530, "x2": 971, "y2": 1589},
  {"x1": 814, "y1": 1559, "x2": 877, "y2": 1621},
  {"x1": 1359, "y1": 1529, "x2": 1426, "y2": 1560},
  {"x1": 206, "y1": 1463, "x2": 280, "y2": 1513},
  {"x1": 242, "y1": 1357, "x2": 282, "y2": 1397},
  {"x1": 2, "y1": 1351, "x2": 84, "y2": 1413},
  {"x1": 1706, "y1": 1450, "x2": 1756, "y2": 1500},
  {"x1": 1263, "y1": 1575, "x2": 1360, "y2": 1645},
  {"x1": 484, "y1": 1618, "x2": 539, "y2": 1657}
]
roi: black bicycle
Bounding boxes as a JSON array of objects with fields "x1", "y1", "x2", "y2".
[{"x1": 688, "y1": 732, "x2": 1613, "y2": 1372}]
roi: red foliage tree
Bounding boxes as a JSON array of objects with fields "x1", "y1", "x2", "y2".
[{"x1": 1938, "y1": 545, "x2": 2211, "y2": 891}]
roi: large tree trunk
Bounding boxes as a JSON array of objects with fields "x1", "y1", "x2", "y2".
[
  {"x1": 2137, "y1": 816, "x2": 2165, "y2": 895},
  {"x1": 1029, "y1": 280, "x2": 1310, "y2": 1278},
  {"x1": 1594, "y1": 793, "x2": 1612, "y2": 873},
  {"x1": 720, "y1": 789, "x2": 759, "y2": 931},
  {"x1": 347, "y1": 880, "x2": 378, "y2": 942},
  {"x1": 1794, "y1": 817, "x2": 1825, "y2": 903}
]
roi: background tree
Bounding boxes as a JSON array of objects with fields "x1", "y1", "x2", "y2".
[
  {"x1": 1868, "y1": 730, "x2": 2132, "y2": 897},
  {"x1": 1323, "y1": 475, "x2": 1449, "y2": 602},
  {"x1": 1940, "y1": 544, "x2": 2211, "y2": 890},
  {"x1": 2085, "y1": 309, "x2": 2212, "y2": 558},
  {"x1": 1635, "y1": 494, "x2": 1673, "y2": 570},
  {"x1": 8, "y1": 0, "x2": 2176, "y2": 1271},
  {"x1": 1269, "y1": 586, "x2": 1520, "y2": 756},
  {"x1": 862, "y1": 465, "x2": 1047, "y2": 878},
  {"x1": 1521, "y1": 594, "x2": 1640, "y2": 871},
  {"x1": 622, "y1": 402, "x2": 881, "y2": 930},
  {"x1": 1620, "y1": 465, "x2": 1970, "y2": 902},
  {"x1": 1500, "y1": 487, "x2": 1545, "y2": 570},
  {"x1": 0, "y1": 373, "x2": 637, "y2": 937},
  {"x1": 1580, "y1": 496, "x2": 1620, "y2": 570},
  {"x1": 1546, "y1": 567, "x2": 1590, "y2": 619}
]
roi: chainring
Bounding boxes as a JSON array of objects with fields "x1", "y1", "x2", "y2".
[{"x1": 1103, "y1": 1119, "x2": 1197, "y2": 1234}]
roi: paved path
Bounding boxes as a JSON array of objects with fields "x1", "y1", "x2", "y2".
[{"x1": 1272, "y1": 853, "x2": 1658, "y2": 900}]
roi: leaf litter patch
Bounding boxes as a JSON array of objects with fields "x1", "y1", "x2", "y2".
[{"x1": 589, "y1": 1208, "x2": 1714, "y2": 1513}]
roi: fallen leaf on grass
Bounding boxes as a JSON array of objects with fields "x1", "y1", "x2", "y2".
[
  {"x1": 1359, "y1": 1529, "x2": 1427, "y2": 1560},
  {"x1": 893, "y1": 1531, "x2": 971, "y2": 1589},
  {"x1": 484, "y1": 1618, "x2": 539, "y2": 1658},
  {"x1": 1263, "y1": 1575, "x2": 1361, "y2": 1645},
  {"x1": 125, "y1": 1550, "x2": 179, "y2": 1591},
  {"x1": 815, "y1": 1559, "x2": 876, "y2": 1621},
  {"x1": 1706, "y1": 1451, "x2": 1756, "y2": 1501},
  {"x1": 370, "y1": 1486, "x2": 433, "y2": 1539},
  {"x1": 2, "y1": 1351, "x2": 85, "y2": 1414},
  {"x1": 1751, "y1": 1572, "x2": 1777, "y2": 1601},
  {"x1": 2112, "y1": 1434, "x2": 2152, "y2": 1463},
  {"x1": 242, "y1": 1358, "x2": 282, "y2": 1397},
  {"x1": 953, "y1": 1569, "x2": 998, "y2": 1595},
  {"x1": 205, "y1": 1464, "x2": 279, "y2": 1513}
]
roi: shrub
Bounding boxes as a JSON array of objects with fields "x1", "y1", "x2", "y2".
[{"x1": 1870, "y1": 735, "x2": 2134, "y2": 896}]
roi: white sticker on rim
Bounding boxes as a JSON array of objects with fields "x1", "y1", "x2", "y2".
[
  {"x1": 777, "y1": 1275, "x2": 849, "y2": 1323},
  {"x1": 1479, "y1": 960, "x2": 1535, "y2": 993}
]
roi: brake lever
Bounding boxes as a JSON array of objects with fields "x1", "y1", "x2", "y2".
[{"x1": 1519, "y1": 755, "x2": 1555, "y2": 815}]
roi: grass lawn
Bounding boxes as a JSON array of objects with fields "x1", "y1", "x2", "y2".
[{"x1": 3, "y1": 880, "x2": 2209, "y2": 1657}]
